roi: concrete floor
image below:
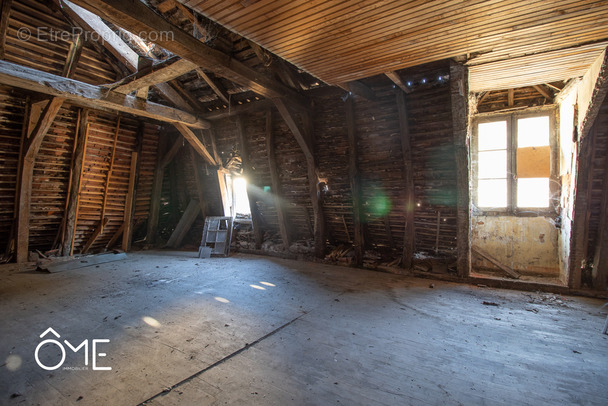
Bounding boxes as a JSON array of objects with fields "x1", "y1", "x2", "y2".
[{"x1": 1, "y1": 251, "x2": 607, "y2": 405}]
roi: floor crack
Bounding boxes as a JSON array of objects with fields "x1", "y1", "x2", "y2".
[{"x1": 138, "y1": 313, "x2": 306, "y2": 405}]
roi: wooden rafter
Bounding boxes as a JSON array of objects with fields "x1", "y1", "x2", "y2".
[
  {"x1": 0, "y1": 0, "x2": 13, "y2": 60},
  {"x1": 70, "y1": 0, "x2": 310, "y2": 111},
  {"x1": 16, "y1": 97, "x2": 65, "y2": 262},
  {"x1": 173, "y1": 122, "x2": 216, "y2": 165},
  {"x1": 62, "y1": 32, "x2": 84, "y2": 78},
  {"x1": 385, "y1": 71, "x2": 411, "y2": 94},
  {"x1": 196, "y1": 68, "x2": 230, "y2": 104},
  {"x1": 0, "y1": 60, "x2": 210, "y2": 129},
  {"x1": 272, "y1": 98, "x2": 313, "y2": 162},
  {"x1": 338, "y1": 81, "x2": 377, "y2": 101},
  {"x1": 533, "y1": 84, "x2": 553, "y2": 101}
]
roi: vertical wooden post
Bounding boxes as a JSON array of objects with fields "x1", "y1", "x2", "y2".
[
  {"x1": 15, "y1": 97, "x2": 64, "y2": 262},
  {"x1": 450, "y1": 61, "x2": 471, "y2": 277},
  {"x1": 63, "y1": 115, "x2": 90, "y2": 256},
  {"x1": 122, "y1": 151, "x2": 138, "y2": 251},
  {"x1": 236, "y1": 115, "x2": 263, "y2": 249},
  {"x1": 266, "y1": 108, "x2": 291, "y2": 249},
  {"x1": 396, "y1": 89, "x2": 415, "y2": 269},
  {"x1": 302, "y1": 111, "x2": 326, "y2": 257},
  {"x1": 189, "y1": 147, "x2": 207, "y2": 218},
  {"x1": 345, "y1": 95, "x2": 364, "y2": 266},
  {"x1": 146, "y1": 135, "x2": 182, "y2": 244}
]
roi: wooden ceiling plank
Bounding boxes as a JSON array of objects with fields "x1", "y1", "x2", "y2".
[
  {"x1": 0, "y1": 59, "x2": 210, "y2": 129},
  {"x1": 71, "y1": 0, "x2": 310, "y2": 110}
]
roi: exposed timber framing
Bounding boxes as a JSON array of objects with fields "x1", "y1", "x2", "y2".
[
  {"x1": 63, "y1": 117, "x2": 90, "y2": 256},
  {"x1": 70, "y1": 0, "x2": 310, "y2": 111},
  {"x1": 81, "y1": 217, "x2": 109, "y2": 254},
  {"x1": 173, "y1": 122, "x2": 216, "y2": 165},
  {"x1": 196, "y1": 69, "x2": 230, "y2": 104},
  {"x1": 396, "y1": 89, "x2": 415, "y2": 269},
  {"x1": 345, "y1": 95, "x2": 364, "y2": 266},
  {"x1": 0, "y1": 60, "x2": 210, "y2": 129},
  {"x1": 122, "y1": 151, "x2": 138, "y2": 251},
  {"x1": 569, "y1": 49, "x2": 608, "y2": 288},
  {"x1": 338, "y1": 81, "x2": 377, "y2": 101},
  {"x1": 235, "y1": 116, "x2": 263, "y2": 248},
  {"x1": 265, "y1": 108, "x2": 291, "y2": 249},
  {"x1": 189, "y1": 147, "x2": 208, "y2": 218},
  {"x1": 112, "y1": 57, "x2": 195, "y2": 95},
  {"x1": 146, "y1": 135, "x2": 183, "y2": 244},
  {"x1": 62, "y1": 32, "x2": 84, "y2": 78},
  {"x1": 0, "y1": 0, "x2": 13, "y2": 60},
  {"x1": 386, "y1": 71, "x2": 412, "y2": 94},
  {"x1": 273, "y1": 97, "x2": 325, "y2": 256},
  {"x1": 16, "y1": 97, "x2": 65, "y2": 262},
  {"x1": 100, "y1": 117, "x2": 121, "y2": 222},
  {"x1": 59, "y1": 0, "x2": 197, "y2": 112},
  {"x1": 533, "y1": 84, "x2": 553, "y2": 101},
  {"x1": 449, "y1": 61, "x2": 471, "y2": 278},
  {"x1": 203, "y1": 99, "x2": 273, "y2": 121}
]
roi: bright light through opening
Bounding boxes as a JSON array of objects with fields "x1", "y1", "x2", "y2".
[
  {"x1": 518, "y1": 178, "x2": 550, "y2": 208},
  {"x1": 233, "y1": 177, "x2": 251, "y2": 216}
]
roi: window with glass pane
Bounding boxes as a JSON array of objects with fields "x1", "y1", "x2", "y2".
[
  {"x1": 516, "y1": 116, "x2": 550, "y2": 208},
  {"x1": 477, "y1": 120, "x2": 507, "y2": 208}
]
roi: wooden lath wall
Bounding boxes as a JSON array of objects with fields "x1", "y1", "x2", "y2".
[
  {"x1": 200, "y1": 62, "x2": 458, "y2": 257},
  {"x1": 5, "y1": 0, "x2": 118, "y2": 84},
  {"x1": 0, "y1": 85, "x2": 25, "y2": 251},
  {"x1": 29, "y1": 104, "x2": 78, "y2": 251}
]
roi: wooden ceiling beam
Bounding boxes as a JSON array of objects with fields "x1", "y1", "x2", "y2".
[
  {"x1": 202, "y1": 98, "x2": 272, "y2": 120},
  {"x1": 0, "y1": 60, "x2": 210, "y2": 129},
  {"x1": 385, "y1": 71, "x2": 412, "y2": 94},
  {"x1": 111, "y1": 57, "x2": 196, "y2": 94},
  {"x1": 70, "y1": 0, "x2": 310, "y2": 111},
  {"x1": 272, "y1": 97, "x2": 313, "y2": 162},
  {"x1": 338, "y1": 81, "x2": 377, "y2": 101},
  {"x1": 533, "y1": 84, "x2": 553, "y2": 101}
]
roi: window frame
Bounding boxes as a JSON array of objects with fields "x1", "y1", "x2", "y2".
[{"x1": 472, "y1": 108, "x2": 558, "y2": 216}]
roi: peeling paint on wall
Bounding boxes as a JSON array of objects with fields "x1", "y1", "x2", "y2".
[{"x1": 472, "y1": 215, "x2": 560, "y2": 276}]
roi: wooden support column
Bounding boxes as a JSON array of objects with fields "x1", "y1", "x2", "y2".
[
  {"x1": 345, "y1": 95, "x2": 364, "y2": 266},
  {"x1": 15, "y1": 97, "x2": 64, "y2": 262},
  {"x1": 146, "y1": 136, "x2": 182, "y2": 244},
  {"x1": 122, "y1": 151, "x2": 138, "y2": 251},
  {"x1": 63, "y1": 115, "x2": 90, "y2": 256},
  {"x1": 236, "y1": 116, "x2": 263, "y2": 249},
  {"x1": 396, "y1": 89, "x2": 415, "y2": 269},
  {"x1": 592, "y1": 157, "x2": 608, "y2": 289},
  {"x1": 265, "y1": 108, "x2": 291, "y2": 249},
  {"x1": 0, "y1": 0, "x2": 12, "y2": 60},
  {"x1": 189, "y1": 147, "x2": 208, "y2": 218},
  {"x1": 273, "y1": 98, "x2": 325, "y2": 257},
  {"x1": 449, "y1": 61, "x2": 471, "y2": 278}
]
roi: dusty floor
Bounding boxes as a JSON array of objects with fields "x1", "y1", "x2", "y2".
[{"x1": 1, "y1": 251, "x2": 607, "y2": 405}]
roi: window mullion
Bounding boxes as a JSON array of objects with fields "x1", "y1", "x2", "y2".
[{"x1": 508, "y1": 115, "x2": 516, "y2": 212}]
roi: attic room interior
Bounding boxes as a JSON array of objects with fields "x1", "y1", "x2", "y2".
[{"x1": 1, "y1": 0, "x2": 608, "y2": 404}]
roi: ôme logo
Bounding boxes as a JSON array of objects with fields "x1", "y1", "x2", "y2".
[{"x1": 34, "y1": 327, "x2": 111, "y2": 371}]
